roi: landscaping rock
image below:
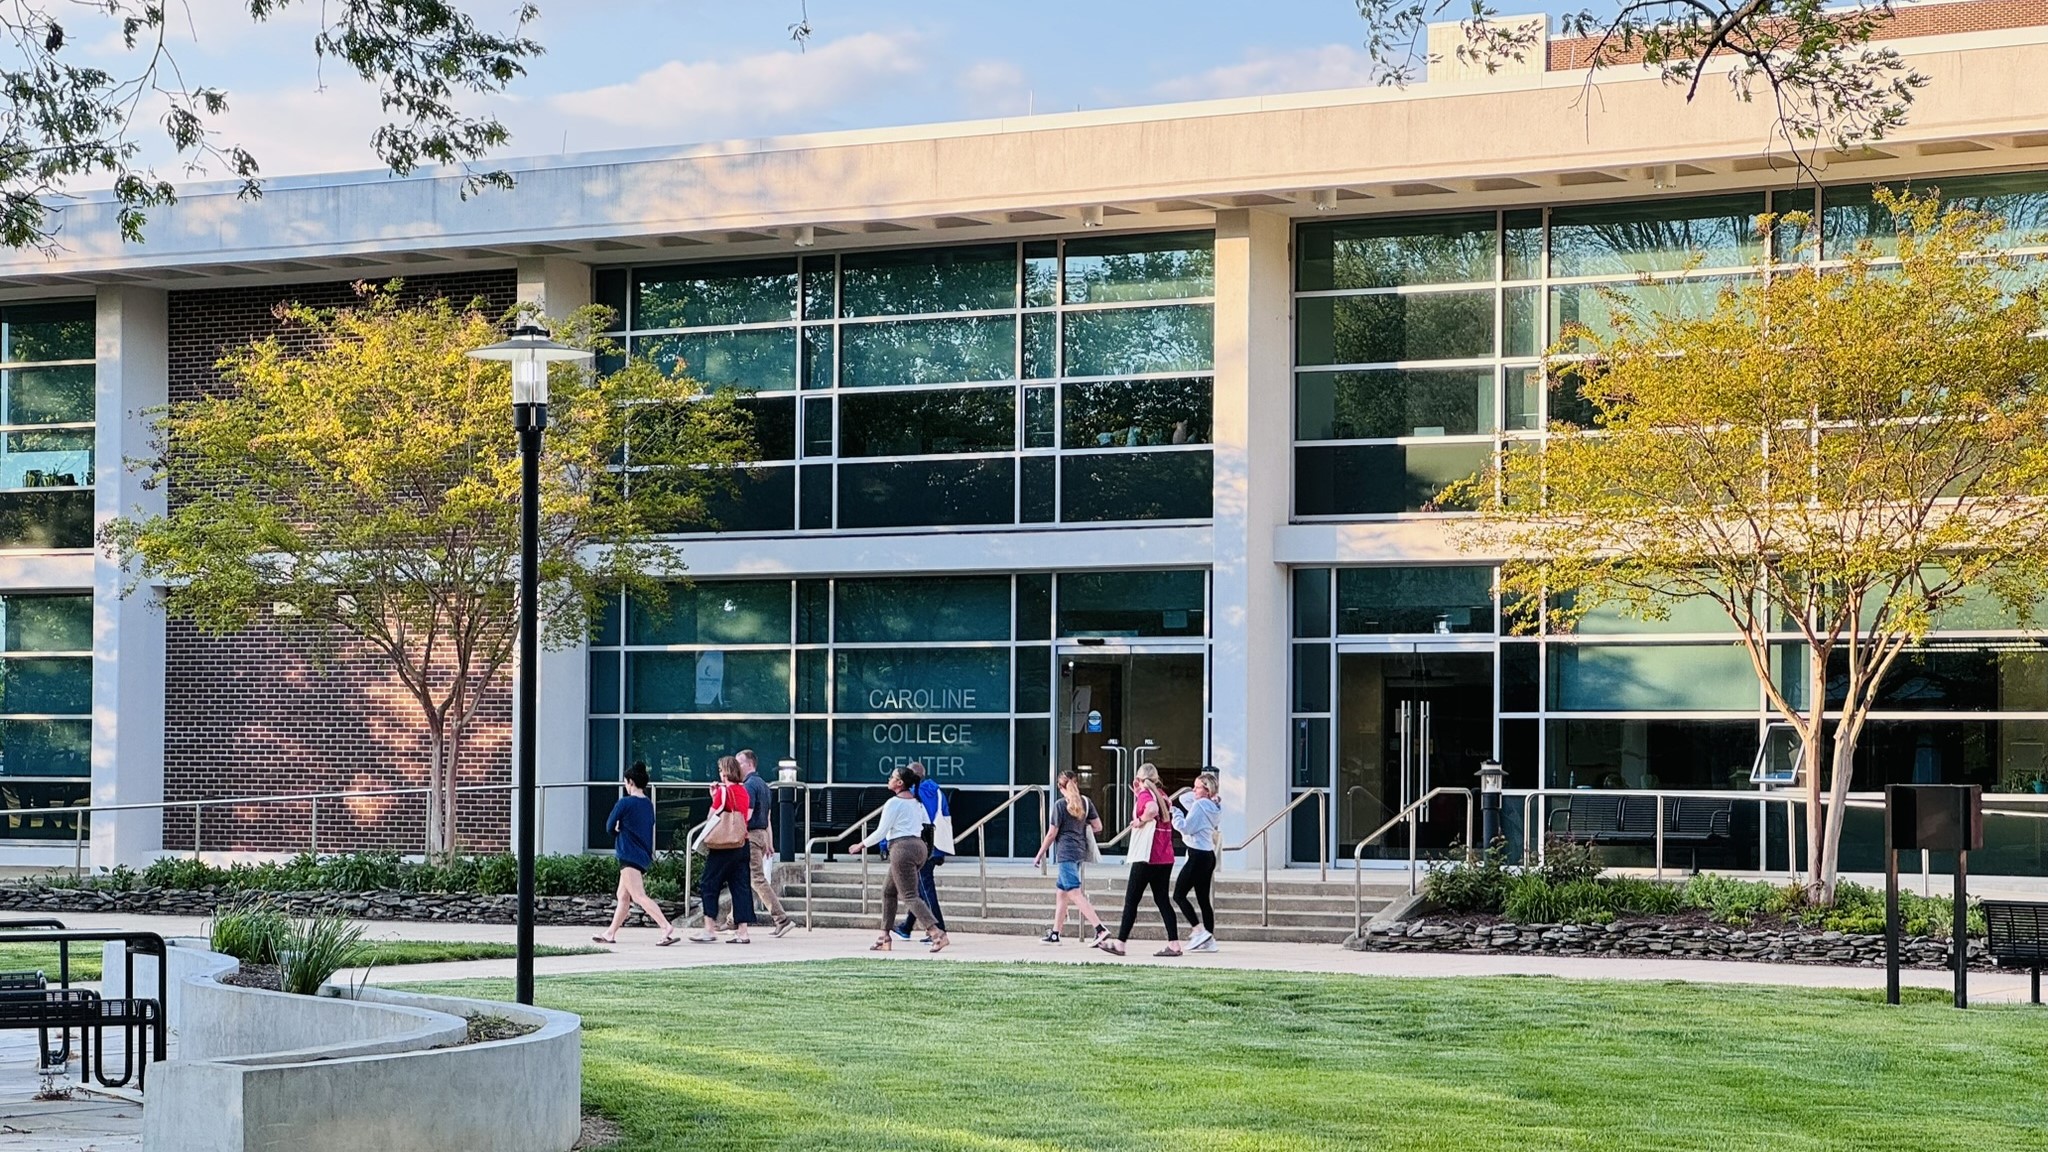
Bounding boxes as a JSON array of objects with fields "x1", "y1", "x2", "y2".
[
  {"x1": 1344, "y1": 916, "x2": 1993, "y2": 970},
  {"x1": 0, "y1": 883, "x2": 687, "y2": 927}
]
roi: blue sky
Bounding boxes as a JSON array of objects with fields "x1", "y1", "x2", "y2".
[{"x1": 91, "y1": 0, "x2": 1572, "y2": 179}]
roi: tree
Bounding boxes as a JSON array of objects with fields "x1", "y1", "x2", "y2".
[
  {"x1": 1356, "y1": 0, "x2": 1929, "y2": 154},
  {"x1": 1441, "y1": 189, "x2": 2048, "y2": 902},
  {"x1": 104, "y1": 286, "x2": 754, "y2": 854},
  {"x1": 0, "y1": 0, "x2": 543, "y2": 250}
]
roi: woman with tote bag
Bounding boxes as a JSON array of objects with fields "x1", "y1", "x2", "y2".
[
  {"x1": 1105, "y1": 763, "x2": 1180, "y2": 957},
  {"x1": 690, "y1": 756, "x2": 756, "y2": 944}
]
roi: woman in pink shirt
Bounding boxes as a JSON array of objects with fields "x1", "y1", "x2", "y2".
[{"x1": 1105, "y1": 763, "x2": 1180, "y2": 957}]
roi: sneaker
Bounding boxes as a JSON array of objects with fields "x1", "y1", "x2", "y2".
[
  {"x1": 1194, "y1": 936, "x2": 1219, "y2": 953},
  {"x1": 1040, "y1": 930, "x2": 1061, "y2": 945},
  {"x1": 892, "y1": 926, "x2": 912, "y2": 940},
  {"x1": 1090, "y1": 924, "x2": 1110, "y2": 948},
  {"x1": 919, "y1": 936, "x2": 934, "y2": 946},
  {"x1": 1188, "y1": 928, "x2": 1213, "y2": 950},
  {"x1": 772, "y1": 919, "x2": 796, "y2": 938}
]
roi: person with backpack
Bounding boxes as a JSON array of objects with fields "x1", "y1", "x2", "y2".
[
  {"x1": 1105, "y1": 763, "x2": 1180, "y2": 957},
  {"x1": 1173, "y1": 771, "x2": 1222, "y2": 952},
  {"x1": 593, "y1": 761, "x2": 678, "y2": 946},
  {"x1": 1031, "y1": 769, "x2": 1109, "y2": 946},
  {"x1": 689, "y1": 756, "x2": 755, "y2": 944},
  {"x1": 851, "y1": 765, "x2": 949, "y2": 952},
  {"x1": 893, "y1": 762, "x2": 953, "y2": 943}
]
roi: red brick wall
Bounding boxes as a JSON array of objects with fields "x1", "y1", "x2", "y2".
[
  {"x1": 1549, "y1": 0, "x2": 2048, "y2": 70},
  {"x1": 162, "y1": 270, "x2": 522, "y2": 854}
]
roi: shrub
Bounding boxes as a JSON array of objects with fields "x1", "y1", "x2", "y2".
[
  {"x1": 1424, "y1": 841, "x2": 1513, "y2": 914},
  {"x1": 1679, "y1": 874, "x2": 1800, "y2": 925},
  {"x1": 1536, "y1": 839, "x2": 1604, "y2": 886},
  {"x1": 474, "y1": 853, "x2": 518, "y2": 895},
  {"x1": 279, "y1": 912, "x2": 367, "y2": 996},
  {"x1": 1602, "y1": 876, "x2": 1683, "y2": 916},
  {"x1": 210, "y1": 898, "x2": 289, "y2": 965},
  {"x1": 319, "y1": 852, "x2": 402, "y2": 891},
  {"x1": 536, "y1": 853, "x2": 619, "y2": 896},
  {"x1": 143, "y1": 856, "x2": 227, "y2": 890}
]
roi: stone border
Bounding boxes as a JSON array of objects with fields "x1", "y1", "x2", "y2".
[
  {"x1": 1347, "y1": 918, "x2": 1995, "y2": 970},
  {"x1": 1, "y1": 883, "x2": 678, "y2": 925}
]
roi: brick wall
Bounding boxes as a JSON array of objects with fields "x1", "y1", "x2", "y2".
[
  {"x1": 1548, "y1": 0, "x2": 2048, "y2": 70},
  {"x1": 162, "y1": 270, "x2": 522, "y2": 853}
]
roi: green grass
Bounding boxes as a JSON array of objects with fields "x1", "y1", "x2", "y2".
[
  {"x1": 0, "y1": 938, "x2": 602, "y2": 981},
  {"x1": 417, "y1": 963, "x2": 2048, "y2": 1152}
]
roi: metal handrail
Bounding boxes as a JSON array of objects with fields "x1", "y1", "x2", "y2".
[
  {"x1": 1350, "y1": 787, "x2": 1476, "y2": 936},
  {"x1": 1512, "y1": 787, "x2": 1805, "y2": 883},
  {"x1": 1218, "y1": 790, "x2": 1328, "y2": 927},
  {"x1": 801, "y1": 800, "x2": 892, "y2": 930},
  {"x1": 952, "y1": 786, "x2": 1048, "y2": 918}
]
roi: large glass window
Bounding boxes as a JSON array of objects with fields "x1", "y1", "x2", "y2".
[
  {"x1": 0, "y1": 303, "x2": 94, "y2": 550},
  {"x1": 0, "y1": 593, "x2": 91, "y2": 841},
  {"x1": 606, "y1": 235, "x2": 1213, "y2": 533}
]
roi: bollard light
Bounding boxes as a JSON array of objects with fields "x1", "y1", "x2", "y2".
[
  {"x1": 776, "y1": 758, "x2": 801, "y2": 784},
  {"x1": 1478, "y1": 759, "x2": 1505, "y2": 852}
]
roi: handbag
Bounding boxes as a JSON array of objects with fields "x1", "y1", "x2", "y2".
[
  {"x1": 1126, "y1": 817, "x2": 1156, "y2": 867},
  {"x1": 701, "y1": 785, "x2": 749, "y2": 851},
  {"x1": 1083, "y1": 826, "x2": 1101, "y2": 865}
]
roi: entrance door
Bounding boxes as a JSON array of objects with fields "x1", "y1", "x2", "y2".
[
  {"x1": 1337, "y1": 648, "x2": 1493, "y2": 861},
  {"x1": 1059, "y1": 649, "x2": 1205, "y2": 831}
]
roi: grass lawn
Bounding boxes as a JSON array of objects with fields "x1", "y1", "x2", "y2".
[
  {"x1": 419, "y1": 962, "x2": 2048, "y2": 1152},
  {"x1": 0, "y1": 939, "x2": 602, "y2": 981}
]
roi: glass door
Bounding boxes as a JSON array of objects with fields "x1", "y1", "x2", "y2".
[
  {"x1": 1058, "y1": 647, "x2": 1206, "y2": 831},
  {"x1": 1337, "y1": 647, "x2": 1494, "y2": 862}
]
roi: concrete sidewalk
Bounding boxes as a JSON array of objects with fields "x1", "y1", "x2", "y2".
[{"x1": 37, "y1": 910, "x2": 2041, "y2": 1003}]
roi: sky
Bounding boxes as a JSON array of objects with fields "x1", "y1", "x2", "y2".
[{"x1": 73, "y1": 0, "x2": 1570, "y2": 183}]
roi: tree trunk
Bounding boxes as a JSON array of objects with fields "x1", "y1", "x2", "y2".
[
  {"x1": 1815, "y1": 726, "x2": 1861, "y2": 905},
  {"x1": 423, "y1": 713, "x2": 448, "y2": 858},
  {"x1": 1801, "y1": 646, "x2": 1828, "y2": 893},
  {"x1": 443, "y1": 716, "x2": 464, "y2": 858}
]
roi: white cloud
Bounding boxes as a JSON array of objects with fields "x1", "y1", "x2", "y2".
[
  {"x1": 955, "y1": 58, "x2": 1032, "y2": 117},
  {"x1": 1152, "y1": 45, "x2": 1377, "y2": 102},
  {"x1": 548, "y1": 31, "x2": 928, "y2": 139}
]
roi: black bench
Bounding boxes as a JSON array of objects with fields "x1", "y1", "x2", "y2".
[
  {"x1": 1982, "y1": 900, "x2": 2048, "y2": 1004},
  {"x1": 1550, "y1": 795, "x2": 1735, "y2": 863}
]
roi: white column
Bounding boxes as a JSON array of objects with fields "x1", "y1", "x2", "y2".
[
  {"x1": 1209, "y1": 209, "x2": 1295, "y2": 872},
  {"x1": 518, "y1": 257, "x2": 595, "y2": 854},
  {"x1": 92, "y1": 287, "x2": 169, "y2": 867}
]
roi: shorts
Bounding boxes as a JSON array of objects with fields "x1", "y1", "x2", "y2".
[{"x1": 1056, "y1": 860, "x2": 1083, "y2": 891}]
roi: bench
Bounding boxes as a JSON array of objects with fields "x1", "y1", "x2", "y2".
[
  {"x1": 1550, "y1": 795, "x2": 1735, "y2": 865},
  {"x1": 1981, "y1": 900, "x2": 2048, "y2": 1004}
]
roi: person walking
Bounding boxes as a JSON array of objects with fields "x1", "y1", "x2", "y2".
[
  {"x1": 1106, "y1": 763, "x2": 1179, "y2": 957},
  {"x1": 594, "y1": 761, "x2": 678, "y2": 946},
  {"x1": 1173, "y1": 772, "x2": 1222, "y2": 952},
  {"x1": 893, "y1": 762, "x2": 952, "y2": 943},
  {"x1": 851, "y1": 766, "x2": 949, "y2": 952},
  {"x1": 690, "y1": 756, "x2": 756, "y2": 944},
  {"x1": 1031, "y1": 769, "x2": 1109, "y2": 946},
  {"x1": 736, "y1": 749, "x2": 796, "y2": 937}
]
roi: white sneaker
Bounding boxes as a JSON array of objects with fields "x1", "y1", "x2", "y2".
[
  {"x1": 1193, "y1": 935, "x2": 1219, "y2": 952},
  {"x1": 1188, "y1": 928, "x2": 1213, "y2": 950}
]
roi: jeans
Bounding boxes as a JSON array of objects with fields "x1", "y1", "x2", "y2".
[
  {"x1": 1173, "y1": 848, "x2": 1216, "y2": 933},
  {"x1": 897, "y1": 852, "x2": 947, "y2": 935},
  {"x1": 700, "y1": 845, "x2": 755, "y2": 927},
  {"x1": 1117, "y1": 861, "x2": 1178, "y2": 943}
]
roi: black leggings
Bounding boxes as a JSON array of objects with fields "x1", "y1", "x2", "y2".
[
  {"x1": 1117, "y1": 861, "x2": 1178, "y2": 943},
  {"x1": 1173, "y1": 848, "x2": 1216, "y2": 933}
]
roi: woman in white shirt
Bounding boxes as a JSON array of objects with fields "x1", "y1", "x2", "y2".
[
  {"x1": 1173, "y1": 772, "x2": 1222, "y2": 952},
  {"x1": 852, "y1": 766, "x2": 951, "y2": 953}
]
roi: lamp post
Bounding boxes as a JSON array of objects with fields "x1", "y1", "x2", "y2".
[
  {"x1": 466, "y1": 322, "x2": 592, "y2": 1006},
  {"x1": 775, "y1": 758, "x2": 801, "y2": 863},
  {"x1": 1478, "y1": 759, "x2": 1505, "y2": 852}
]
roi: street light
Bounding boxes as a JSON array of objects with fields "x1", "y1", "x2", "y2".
[
  {"x1": 1478, "y1": 759, "x2": 1505, "y2": 852},
  {"x1": 466, "y1": 322, "x2": 592, "y2": 1006}
]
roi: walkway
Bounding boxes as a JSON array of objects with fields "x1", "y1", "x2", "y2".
[{"x1": 40, "y1": 910, "x2": 2044, "y2": 1002}]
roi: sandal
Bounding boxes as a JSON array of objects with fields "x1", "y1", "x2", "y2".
[
  {"x1": 656, "y1": 933, "x2": 679, "y2": 947},
  {"x1": 870, "y1": 934, "x2": 893, "y2": 952},
  {"x1": 928, "y1": 930, "x2": 950, "y2": 954},
  {"x1": 591, "y1": 934, "x2": 615, "y2": 945},
  {"x1": 1102, "y1": 941, "x2": 1126, "y2": 956},
  {"x1": 728, "y1": 936, "x2": 751, "y2": 944},
  {"x1": 687, "y1": 932, "x2": 719, "y2": 943},
  {"x1": 1154, "y1": 947, "x2": 1183, "y2": 957}
]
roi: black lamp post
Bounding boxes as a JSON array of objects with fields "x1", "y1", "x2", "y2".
[{"x1": 467, "y1": 322, "x2": 591, "y2": 1006}]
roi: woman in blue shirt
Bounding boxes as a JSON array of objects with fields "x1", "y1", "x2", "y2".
[
  {"x1": 595, "y1": 761, "x2": 678, "y2": 946},
  {"x1": 1172, "y1": 772, "x2": 1222, "y2": 952}
]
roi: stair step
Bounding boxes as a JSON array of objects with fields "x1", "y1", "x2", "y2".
[{"x1": 787, "y1": 911, "x2": 1355, "y2": 945}]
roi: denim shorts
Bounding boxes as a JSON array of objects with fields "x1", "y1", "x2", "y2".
[{"x1": 1057, "y1": 860, "x2": 1083, "y2": 891}]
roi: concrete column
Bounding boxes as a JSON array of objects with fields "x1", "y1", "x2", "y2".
[
  {"x1": 516, "y1": 256, "x2": 594, "y2": 854},
  {"x1": 1209, "y1": 209, "x2": 1295, "y2": 872},
  {"x1": 92, "y1": 286, "x2": 169, "y2": 867}
]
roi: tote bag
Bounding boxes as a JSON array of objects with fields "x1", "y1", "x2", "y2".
[{"x1": 702, "y1": 785, "x2": 750, "y2": 850}]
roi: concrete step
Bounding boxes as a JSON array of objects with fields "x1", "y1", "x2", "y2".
[
  {"x1": 786, "y1": 909, "x2": 1358, "y2": 946},
  {"x1": 790, "y1": 884, "x2": 1378, "y2": 916}
]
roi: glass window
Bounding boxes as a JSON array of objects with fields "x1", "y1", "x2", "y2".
[
  {"x1": 1292, "y1": 569, "x2": 1331, "y2": 638},
  {"x1": 1565, "y1": 588, "x2": 1737, "y2": 634},
  {"x1": 839, "y1": 317, "x2": 1015, "y2": 388},
  {"x1": 1546, "y1": 718, "x2": 1760, "y2": 790},
  {"x1": 1297, "y1": 214, "x2": 1496, "y2": 290},
  {"x1": 835, "y1": 577, "x2": 1012, "y2": 643},
  {"x1": 802, "y1": 397, "x2": 833, "y2": 458},
  {"x1": 2, "y1": 303, "x2": 93, "y2": 364},
  {"x1": 1060, "y1": 450, "x2": 1211, "y2": 522},
  {"x1": 1547, "y1": 643, "x2": 1758, "y2": 710},
  {"x1": 1336, "y1": 567, "x2": 1493, "y2": 635},
  {"x1": 835, "y1": 716, "x2": 1011, "y2": 786},
  {"x1": 1016, "y1": 574, "x2": 1052, "y2": 639},
  {"x1": 1548, "y1": 194, "x2": 1766, "y2": 277},
  {"x1": 801, "y1": 257, "x2": 836, "y2": 321},
  {"x1": 837, "y1": 387, "x2": 1014, "y2": 457},
  {"x1": 1813, "y1": 644, "x2": 2048, "y2": 713},
  {"x1": 1501, "y1": 642, "x2": 1539, "y2": 712},
  {"x1": 1023, "y1": 387, "x2": 1055, "y2": 449},
  {"x1": 796, "y1": 580, "x2": 829, "y2": 644},
  {"x1": 1063, "y1": 231, "x2": 1215, "y2": 303},
  {"x1": 836, "y1": 458, "x2": 1016, "y2": 528},
  {"x1": 1503, "y1": 210, "x2": 1543, "y2": 280},
  {"x1": 1294, "y1": 443, "x2": 1490, "y2": 516},
  {"x1": 648, "y1": 465, "x2": 794, "y2": 534},
  {"x1": 1015, "y1": 646, "x2": 1052, "y2": 713},
  {"x1": 1548, "y1": 276, "x2": 1748, "y2": 350},
  {"x1": 1062, "y1": 378, "x2": 1210, "y2": 448},
  {"x1": 736, "y1": 396, "x2": 796, "y2": 461},
  {"x1": 0, "y1": 430, "x2": 92, "y2": 489},
  {"x1": 1021, "y1": 455, "x2": 1055, "y2": 522},
  {"x1": 802, "y1": 327, "x2": 833, "y2": 390},
  {"x1": 839, "y1": 244, "x2": 1016, "y2": 317},
  {"x1": 0, "y1": 490, "x2": 92, "y2": 549},
  {"x1": 1296, "y1": 368, "x2": 1493, "y2": 441},
  {"x1": 633, "y1": 330, "x2": 797, "y2": 392},
  {"x1": 834, "y1": 648, "x2": 1010, "y2": 713},
  {"x1": 1296, "y1": 291, "x2": 1495, "y2": 366},
  {"x1": 6, "y1": 365, "x2": 94, "y2": 425},
  {"x1": 1824, "y1": 173, "x2": 2048, "y2": 256},
  {"x1": 1, "y1": 717, "x2": 88, "y2": 776},
  {"x1": 631, "y1": 260, "x2": 798, "y2": 329},
  {"x1": 1062, "y1": 305, "x2": 1213, "y2": 377},
  {"x1": 1503, "y1": 286, "x2": 1541, "y2": 357},
  {"x1": 0, "y1": 657, "x2": 90, "y2": 715},
  {"x1": 627, "y1": 650, "x2": 790, "y2": 714},
  {"x1": 629, "y1": 718, "x2": 790, "y2": 782},
  {"x1": 1293, "y1": 644, "x2": 1331, "y2": 712},
  {"x1": 799, "y1": 463, "x2": 831, "y2": 529},
  {"x1": 4, "y1": 596, "x2": 89, "y2": 652},
  {"x1": 594, "y1": 268, "x2": 628, "y2": 329},
  {"x1": 589, "y1": 651, "x2": 621, "y2": 714},
  {"x1": 1023, "y1": 312, "x2": 1056, "y2": 379},
  {"x1": 797, "y1": 648, "x2": 828, "y2": 712},
  {"x1": 1024, "y1": 241, "x2": 1059, "y2": 308},
  {"x1": 1057, "y1": 571, "x2": 1205, "y2": 637},
  {"x1": 627, "y1": 581, "x2": 791, "y2": 646}
]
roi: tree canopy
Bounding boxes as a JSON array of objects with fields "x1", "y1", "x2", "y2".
[{"x1": 1442, "y1": 189, "x2": 2048, "y2": 900}]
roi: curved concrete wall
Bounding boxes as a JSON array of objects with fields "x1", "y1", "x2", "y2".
[{"x1": 138, "y1": 945, "x2": 581, "y2": 1152}]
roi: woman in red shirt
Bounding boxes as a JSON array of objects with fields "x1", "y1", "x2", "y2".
[
  {"x1": 691, "y1": 756, "x2": 757, "y2": 943},
  {"x1": 1106, "y1": 763, "x2": 1180, "y2": 957}
]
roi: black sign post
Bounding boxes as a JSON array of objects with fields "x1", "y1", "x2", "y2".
[{"x1": 1884, "y1": 784, "x2": 1983, "y2": 1008}]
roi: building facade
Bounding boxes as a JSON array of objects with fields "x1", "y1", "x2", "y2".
[{"x1": 3, "y1": 4, "x2": 2048, "y2": 873}]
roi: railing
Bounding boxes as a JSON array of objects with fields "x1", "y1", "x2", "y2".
[
  {"x1": 1219, "y1": 790, "x2": 1328, "y2": 927},
  {"x1": 1350, "y1": 787, "x2": 1475, "y2": 936},
  {"x1": 951, "y1": 786, "x2": 1048, "y2": 918},
  {"x1": 801, "y1": 799, "x2": 891, "y2": 929},
  {"x1": 1512, "y1": 787, "x2": 1805, "y2": 883}
]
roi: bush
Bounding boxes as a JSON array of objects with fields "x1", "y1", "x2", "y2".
[
  {"x1": 142, "y1": 856, "x2": 227, "y2": 890},
  {"x1": 1424, "y1": 841, "x2": 1513, "y2": 914},
  {"x1": 1602, "y1": 876, "x2": 1684, "y2": 916},
  {"x1": 1818, "y1": 881, "x2": 1985, "y2": 938},
  {"x1": 279, "y1": 912, "x2": 367, "y2": 996},
  {"x1": 1679, "y1": 874, "x2": 1802, "y2": 924},
  {"x1": 474, "y1": 853, "x2": 518, "y2": 895},
  {"x1": 536, "y1": 853, "x2": 619, "y2": 896},
  {"x1": 318, "y1": 852, "x2": 402, "y2": 891},
  {"x1": 1536, "y1": 839, "x2": 1604, "y2": 886},
  {"x1": 210, "y1": 898, "x2": 289, "y2": 965}
]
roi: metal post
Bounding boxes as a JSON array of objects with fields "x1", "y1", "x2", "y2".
[
  {"x1": 1407, "y1": 809, "x2": 1420, "y2": 895},
  {"x1": 513, "y1": 400, "x2": 544, "y2": 1007},
  {"x1": 1319, "y1": 792, "x2": 1328, "y2": 883},
  {"x1": 74, "y1": 810, "x2": 85, "y2": 880},
  {"x1": 1885, "y1": 813, "x2": 1901, "y2": 1006},
  {"x1": 1654, "y1": 794, "x2": 1666, "y2": 881},
  {"x1": 1954, "y1": 849, "x2": 1970, "y2": 1010},
  {"x1": 310, "y1": 797, "x2": 319, "y2": 855},
  {"x1": 193, "y1": 807, "x2": 202, "y2": 861},
  {"x1": 803, "y1": 789, "x2": 814, "y2": 930}
]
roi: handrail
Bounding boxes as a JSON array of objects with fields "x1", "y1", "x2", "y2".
[
  {"x1": 1512, "y1": 787, "x2": 1805, "y2": 883},
  {"x1": 801, "y1": 799, "x2": 892, "y2": 930},
  {"x1": 952, "y1": 786, "x2": 1047, "y2": 918},
  {"x1": 1218, "y1": 790, "x2": 1327, "y2": 927},
  {"x1": 1350, "y1": 786, "x2": 1476, "y2": 936}
]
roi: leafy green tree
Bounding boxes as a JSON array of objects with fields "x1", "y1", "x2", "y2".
[
  {"x1": 104, "y1": 286, "x2": 753, "y2": 854},
  {"x1": 1444, "y1": 190, "x2": 2048, "y2": 901}
]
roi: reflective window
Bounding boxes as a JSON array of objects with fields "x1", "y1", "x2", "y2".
[
  {"x1": 0, "y1": 303, "x2": 94, "y2": 551},
  {"x1": 839, "y1": 245, "x2": 1016, "y2": 316},
  {"x1": 0, "y1": 592, "x2": 90, "y2": 838},
  {"x1": 632, "y1": 330, "x2": 797, "y2": 391},
  {"x1": 1295, "y1": 443, "x2": 1491, "y2": 515},
  {"x1": 1824, "y1": 172, "x2": 2048, "y2": 255},
  {"x1": 836, "y1": 458, "x2": 1016, "y2": 528},
  {"x1": 839, "y1": 317, "x2": 1016, "y2": 388},
  {"x1": 1063, "y1": 232, "x2": 1214, "y2": 303},
  {"x1": 629, "y1": 718, "x2": 792, "y2": 783},
  {"x1": 1548, "y1": 194, "x2": 1765, "y2": 277},
  {"x1": 628, "y1": 581, "x2": 791, "y2": 646},
  {"x1": 1057, "y1": 570, "x2": 1205, "y2": 637},
  {"x1": 1546, "y1": 718, "x2": 1761, "y2": 790},
  {"x1": 628, "y1": 650, "x2": 790, "y2": 713},
  {"x1": 1548, "y1": 277, "x2": 1749, "y2": 350},
  {"x1": 632, "y1": 260, "x2": 798, "y2": 330},
  {"x1": 1296, "y1": 369, "x2": 1493, "y2": 441},
  {"x1": 835, "y1": 648, "x2": 1011, "y2": 713},
  {"x1": 835, "y1": 577, "x2": 1013, "y2": 643},
  {"x1": 1547, "y1": 643, "x2": 1759, "y2": 710},
  {"x1": 1297, "y1": 214, "x2": 1495, "y2": 290},
  {"x1": 835, "y1": 717, "x2": 1012, "y2": 786},
  {"x1": 1296, "y1": 292, "x2": 1495, "y2": 366},
  {"x1": 1335, "y1": 567, "x2": 1493, "y2": 635},
  {"x1": 1063, "y1": 305, "x2": 1214, "y2": 377},
  {"x1": 1060, "y1": 451, "x2": 1211, "y2": 522},
  {"x1": 838, "y1": 387, "x2": 1014, "y2": 457},
  {"x1": 1062, "y1": 378, "x2": 1210, "y2": 448}
]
